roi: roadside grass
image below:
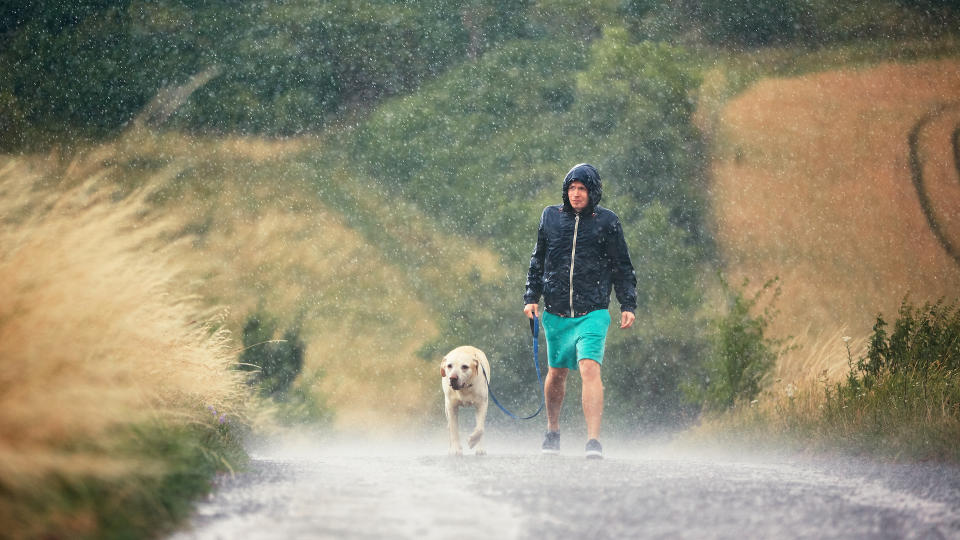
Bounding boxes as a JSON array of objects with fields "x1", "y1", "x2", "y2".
[
  {"x1": 685, "y1": 366, "x2": 960, "y2": 462},
  {"x1": 685, "y1": 301, "x2": 960, "y2": 462},
  {"x1": 2, "y1": 421, "x2": 247, "y2": 539},
  {"x1": 0, "y1": 159, "x2": 248, "y2": 538}
]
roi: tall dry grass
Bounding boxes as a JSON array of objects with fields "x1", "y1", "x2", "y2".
[{"x1": 0, "y1": 158, "x2": 246, "y2": 487}]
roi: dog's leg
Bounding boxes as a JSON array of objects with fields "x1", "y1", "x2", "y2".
[
  {"x1": 468, "y1": 400, "x2": 488, "y2": 455},
  {"x1": 446, "y1": 401, "x2": 462, "y2": 456}
]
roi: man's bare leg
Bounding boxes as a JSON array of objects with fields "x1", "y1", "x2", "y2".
[
  {"x1": 544, "y1": 367, "x2": 569, "y2": 432},
  {"x1": 579, "y1": 359, "x2": 603, "y2": 440}
]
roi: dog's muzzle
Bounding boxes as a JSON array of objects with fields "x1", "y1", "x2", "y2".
[{"x1": 449, "y1": 378, "x2": 461, "y2": 390}]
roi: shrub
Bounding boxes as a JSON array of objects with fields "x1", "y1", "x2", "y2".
[
  {"x1": 698, "y1": 298, "x2": 960, "y2": 461},
  {"x1": 692, "y1": 277, "x2": 783, "y2": 411},
  {"x1": 857, "y1": 298, "x2": 960, "y2": 379},
  {"x1": 812, "y1": 298, "x2": 960, "y2": 460}
]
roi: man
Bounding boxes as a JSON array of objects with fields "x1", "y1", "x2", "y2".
[{"x1": 523, "y1": 163, "x2": 637, "y2": 459}]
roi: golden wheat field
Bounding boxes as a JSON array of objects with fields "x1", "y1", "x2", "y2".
[{"x1": 707, "y1": 58, "x2": 960, "y2": 384}]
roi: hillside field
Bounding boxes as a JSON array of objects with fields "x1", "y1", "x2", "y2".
[{"x1": 705, "y1": 58, "x2": 960, "y2": 383}]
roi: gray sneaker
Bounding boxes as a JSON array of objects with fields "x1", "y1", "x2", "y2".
[
  {"x1": 541, "y1": 431, "x2": 560, "y2": 454},
  {"x1": 585, "y1": 439, "x2": 603, "y2": 460}
]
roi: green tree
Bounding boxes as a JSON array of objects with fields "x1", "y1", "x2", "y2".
[
  {"x1": 0, "y1": 0, "x2": 539, "y2": 144},
  {"x1": 571, "y1": 27, "x2": 706, "y2": 240}
]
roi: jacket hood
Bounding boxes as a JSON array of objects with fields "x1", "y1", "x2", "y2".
[{"x1": 562, "y1": 163, "x2": 602, "y2": 214}]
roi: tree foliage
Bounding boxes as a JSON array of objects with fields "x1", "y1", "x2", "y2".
[
  {"x1": 3, "y1": 0, "x2": 958, "y2": 147},
  {"x1": 0, "y1": 0, "x2": 532, "y2": 146}
]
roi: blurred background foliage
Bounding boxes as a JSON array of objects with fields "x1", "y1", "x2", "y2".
[
  {"x1": 3, "y1": 0, "x2": 957, "y2": 146},
  {"x1": 2, "y1": 0, "x2": 958, "y2": 431}
]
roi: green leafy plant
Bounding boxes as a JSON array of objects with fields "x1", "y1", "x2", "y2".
[
  {"x1": 857, "y1": 298, "x2": 960, "y2": 378},
  {"x1": 694, "y1": 277, "x2": 783, "y2": 411}
]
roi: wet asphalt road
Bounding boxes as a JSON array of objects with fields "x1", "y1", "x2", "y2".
[{"x1": 170, "y1": 434, "x2": 960, "y2": 540}]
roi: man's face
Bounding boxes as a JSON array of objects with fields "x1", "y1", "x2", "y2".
[{"x1": 567, "y1": 180, "x2": 589, "y2": 212}]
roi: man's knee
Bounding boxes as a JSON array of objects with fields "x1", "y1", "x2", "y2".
[
  {"x1": 579, "y1": 359, "x2": 601, "y2": 380},
  {"x1": 547, "y1": 367, "x2": 569, "y2": 382}
]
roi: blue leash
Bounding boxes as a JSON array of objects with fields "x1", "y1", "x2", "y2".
[{"x1": 481, "y1": 315, "x2": 545, "y2": 420}]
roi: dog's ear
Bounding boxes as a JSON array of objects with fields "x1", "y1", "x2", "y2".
[
  {"x1": 440, "y1": 356, "x2": 447, "y2": 378},
  {"x1": 471, "y1": 358, "x2": 479, "y2": 375}
]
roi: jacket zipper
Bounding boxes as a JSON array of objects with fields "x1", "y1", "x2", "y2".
[{"x1": 568, "y1": 213, "x2": 580, "y2": 317}]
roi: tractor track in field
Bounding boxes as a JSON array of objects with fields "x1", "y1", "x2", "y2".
[{"x1": 908, "y1": 103, "x2": 960, "y2": 267}]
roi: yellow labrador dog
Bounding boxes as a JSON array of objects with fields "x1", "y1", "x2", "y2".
[{"x1": 440, "y1": 346, "x2": 490, "y2": 456}]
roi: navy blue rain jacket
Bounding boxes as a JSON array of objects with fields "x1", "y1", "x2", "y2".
[{"x1": 524, "y1": 164, "x2": 637, "y2": 317}]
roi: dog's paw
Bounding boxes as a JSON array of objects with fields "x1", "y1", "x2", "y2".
[
  {"x1": 475, "y1": 447, "x2": 487, "y2": 456},
  {"x1": 468, "y1": 430, "x2": 484, "y2": 448},
  {"x1": 449, "y1": 447, "x2": 463, "y2": 456}
]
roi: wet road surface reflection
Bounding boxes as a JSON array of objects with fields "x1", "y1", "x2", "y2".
[{"x1": 170, "y1": 434, "x2": 960, "y2": 539}]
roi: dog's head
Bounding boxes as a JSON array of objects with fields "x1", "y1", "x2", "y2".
[{"x1": 440, "y1": 347, "x2": 482, "y2": 391}]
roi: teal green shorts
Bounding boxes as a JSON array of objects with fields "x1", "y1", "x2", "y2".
[{"x1": 541, "y1": 309, "x2": 611, "y2": 371}]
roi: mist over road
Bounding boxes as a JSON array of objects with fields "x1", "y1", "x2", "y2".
[{"x1": 171, "y1": 433, "x2": 960, "y2": 539}]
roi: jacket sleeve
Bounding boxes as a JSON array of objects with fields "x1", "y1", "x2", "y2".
[
  {"x1": 523, "y1": 208, "x2": 548, "y2": 305},
  {"x1": 608, "y1": 217, "x2": 637, "y2": 313}
]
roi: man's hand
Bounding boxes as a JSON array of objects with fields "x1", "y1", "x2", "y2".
[
  {"x1": 524, "y1": 303, "x2": 540, "y2": 320},
  {"x1": 620, "y1": 311, "x2": 635, "y2": 329}
]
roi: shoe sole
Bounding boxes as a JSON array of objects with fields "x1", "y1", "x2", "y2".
[
  {"x1": 541, "y1": 449, "x2": 560, "y2": 455},
  {"x1": 585, "y1": 451, "x2": 603, "y2": 459}
]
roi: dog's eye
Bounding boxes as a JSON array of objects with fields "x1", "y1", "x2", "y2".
[
  {"x1": 461, "y1": 365, "x2": 468, "y2": 370},
  {"x1": 446, "y1": 363, "x2": 452, "y2": 369}
]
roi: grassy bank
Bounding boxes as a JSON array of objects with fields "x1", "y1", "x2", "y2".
[
  {"x1": 685, "y1": 300, "x2": 960, "y2": 462},
  {"x1": 0, "y1": 160, "x2": 248, "y2": 537},
  {"x1": 686, "y1": 367, "x2": 960, "y2": 463}
]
